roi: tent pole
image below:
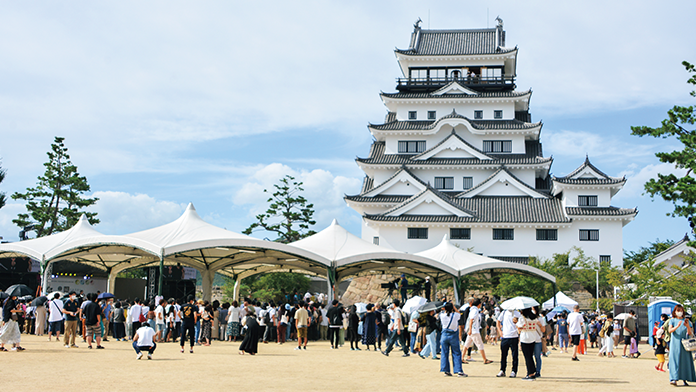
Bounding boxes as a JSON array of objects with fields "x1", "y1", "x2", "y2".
[
  {"x1": 201, "y1": 269, "x2": 213, "y2": 302},
  {"x1": 327, "y1": 267, "x2": 335, "y2": 303},
  {"x1": 553, "y1": 282, "x2": 558, "y2": 307},
  {"x1": 452, "y1": 276, "x2": 461, "y2": 305},
  {"x1": 158, "y1": 255, "x2": 164, "y2": 296},
  {"x1": 233, "y1": 276, "x2": 241, "y2": 302}
]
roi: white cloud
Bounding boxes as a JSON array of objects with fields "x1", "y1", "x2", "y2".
[
  {"x1": 233, "y1": 163, "x2": 362, "y2": 237},
  {"x1": 615, "y1": 163, "x2": 688, "y2": 200},
  {"x1": 0, "y1": 203, "x2": 27, "y2": 242},
  {"x1": 544, "y1": 129, "x2": 655, "y2": 164},
  {"x1": 89, "y1": 191, "x2": 185, "y2": 234}
]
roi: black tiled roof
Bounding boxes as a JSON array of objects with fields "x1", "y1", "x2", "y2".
[
  {"x1": 456, "y1": 167, "x2": 549, "y2": 199},
  {"x1": 360, "y1": 176, "x2": 374, "y2": 194},
  {"x1": 357, "y1": 141, "x2": 551, "y2": 167},
  {"x1": 345, "y1": 195, "x2": 409, "y2": 203},
  {"x1": 395, "y1": 29, "x2": 515, "y2": 56},
  {"x1": 359, "y1": 167, "x2": 428, "y2": 196},
  {"x1": 411, "y1": 130, "x2": 491, "y2": 160},
  {"x1": 554, "y1": 156, "x2": 624, "y2": 184},
  {"x1": 369, "y1": 116, "x2": 541, "y2": 132},
  {"x1": 380, "y1": 186, "x2": 476, "y2": 217},
  {"x1": 381, "y1": 90, "x2": 530, "y2": 99},
  {"x1": 565, "y1": 207, "x2": 637, "y2": 216},
  {"x1": 363, "y1": 196, "x2": 570, "y2": 224}
]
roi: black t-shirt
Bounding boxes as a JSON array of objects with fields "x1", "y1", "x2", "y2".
[
  {"x1": 2, "y1": 298, "x2": 16, "y2": 323},
  {"x1": 180, "y1": 303, "x2": 197, "y2": 324},
  {"x1": 83, "y1": 302, "x2": 101, "y2": 326},
  {"x1": 64, "y1": 299, "x2": 79, "y2": 321}
]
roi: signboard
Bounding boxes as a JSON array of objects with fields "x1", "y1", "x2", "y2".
[
  {"x1": 183, "y1": 267, "x2": 197, "y2": 280},
  {"x1": 46, "y1": 276, "x2": 107, "y2": 295}
]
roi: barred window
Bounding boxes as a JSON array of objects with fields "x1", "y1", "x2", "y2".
[
  {"x1": 408, "y1": 228, "x2": 428, "y2": 239},
  {"x1": 483, "y1": 140, "x2": 512, "y2": 153},
  {"x1": 578, "y1": 195, "x2": 598, "y2": 207},
  {"x1": 474, "y1": 110, "x2": 483, "y2": 119},
  {"x1": 579, "y1": 229, "x2": 599, "y2": 241},
  {"x1": 373, "y1": 237, "x2": 379, "y2": 245},
  {"x1": 428, "y1": 111, "x2": 436, "y2": 120},
  {"x1": 450, "y1": 228, "x2": 471, "y2": 240},
  {"x1": 408, "y1": 111, "x2": 417, "y2": 120},
  {"x1": 398, "y1": 141, "x2": 426, "y2": 153},
  {"x1": 536, "y1": 229, "x2": 558, "y2": 241},
  {"x1": 599, "y1": 255, "x2": 612, "y2": 265},
  {"x1": 434, "y1": 177, "x2": 454, "y2": 190},
  {"x1": 494, "y1": 110, "x2": 503, "y2": 119},
  {"x1": 493, "y1": 228, "x2": 514, "y2": 240},
  {"x1": 462, "y1": 177, "x2": 473, "y2": 190}
]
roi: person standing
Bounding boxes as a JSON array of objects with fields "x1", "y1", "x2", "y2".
[
  {"x1": 424, "y1": 277, "x2": 431, "y2": 302},
  {"x1": 62, "y1": 291, "x2": 80, "y2": 348},
  {"x1": 347, "y1": 305, "x2": 361, "y2": 351},
  {"x1": 35, "y1": 301, "x2": 46, "y2": 336},
  {"x1": 326, "y1": 300, "x2": 343, "y2": 349},
  {"x1": 439, "y1": 303, "x2": 465, "y2": 377},
  {"x1": 47, "y1": 293, "x2": 64, "y2": 342},
  {"x1": 132, "y1": 322, "x2": 156, "y2": 360},
  {"x1": 295, "y1": 301, "x2": 309, "y2": 350},
  {"x1": 533, "y1": 306, "x2": 546, "y2": 377},
  {"x1": 622, "y1": 310, "x2": 637, "y2": 358},
  {"x1": 154, "y1": 299, "x2": 166, "y2": 343},
  {"x1": 557, "y1": 313, "x2": 569, "y2": 353},
  {"x1": 112, "y1": 302, "x2": 126, "y2": 341},
  {"x1": 667, "y1": 304, "x2": 696, "y2": 386},
  {"x1": 101, "y1": 299, "x2": 111, "y2": 341},
  {"x1": 239, "y1": 306, "x2": 261, "y2": 355},
  {"x1": 130, "y1": 298, "x2": 142, "y2": 339},
  {"x1": 0, "y1": 295, "x2": 25, "y2": 351},
  {"x1": 462, "y1": 298, "x2": 493, "y2": 364},
  {"x1": 83, "y1": 293, "x2": 104, "y2": 349},
  {"x1": 516, "y1": 308, "x2": 540, "y2": 381},
  {"x1": 179, "y1": 295, "x2": 198, "y2": 353},
  {"x1": 319, "y1": 304, "x2": 329, "y2": 341},
  {"x1": 227, "y1": 300, "x2": 241, "y2": 342},
  {"x1": 381, "y1": 299, "x2": 409, "y2": 357},
  {"x1": 567, "y1": 305, "x2": 583, "y2": 361},
  {"x1": 418, "y1": 309, "x2": 439, "y2": 360},
  {"x1": 219, "y1": 302, "x2": 229, "y2": 341},
  {"x1": 496, "y1": 307, "x2": 521, "y2": 377},
  {"x1": 399, "y1": 274, "x2": 408, "y2": 303}
]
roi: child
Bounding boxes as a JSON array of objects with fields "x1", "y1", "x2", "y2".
[
  {"x1": 629, "y1": 336, "x2": 639, "y2": 358},
  {"x1": 654, "y1": 328, "x2": 666, "y2": 372}
]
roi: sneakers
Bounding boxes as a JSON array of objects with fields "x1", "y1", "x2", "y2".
[
  {"x1": 571, "y1": 357, "x2": 579, "y2": 361},
  {"x1": 70, "y1": 345, "x2": 79, "y2": 348},
  {"x1": 457, "y1": 372, "x2": 468, "y2": 378},
  {"x1": 402, "y1": 353, "x2": 410, "y2": 357},
  {"x1": 65, "y1": 345, "x2": 70, "y2": 348},
  {"x1": 381, "y1": 351, "x2": 389, "y2": 357},
  {"x1": 147, "y1": 353, "x2": 152, "y2": 360},
  {"x1": 303, "y1": 346, "x2": 307, "y2": 350},
  {"x1": 96, "y1": 346, "x2": 105, "y2": 349},
  {"x1": 181, "y1": 348, "x2": 184, "y2": 353},
  {"x1": 136, "y1": 352, "x2": 143, "y2": 360},
  {"x1": 444, "y1": 372, "x2": 453, "y2": 377},
  {"x1": 509, "y1": 371, "x2": 516, "y2": 378},
  {"x1": 496, "y1": 371, "x2": 505, "y2": 377},
  {"x1": 522, "y1": 376, "x2": 535, "y2": 381},
  {"x1": 294, "y1": 347, "x2": 302, "y2": 350}
]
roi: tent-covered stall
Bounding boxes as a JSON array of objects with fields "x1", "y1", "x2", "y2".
[{"x1": 542, "y1": 291, "x2": 578, "y2": 310}]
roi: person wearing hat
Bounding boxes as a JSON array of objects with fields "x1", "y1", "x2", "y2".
[
  {"x1": 133, "y1": 321, "x2": 156, "y2": 359},
  {"x1": 239, "y1": 305, "x2": 261, "y2": 355},
  {"x1": 62, "y1": 291, "x2": 80, "y2": 348},
  {"x1": 424, "y1": 277, "x2": 432, "y2": 302},
  {"x1": 0, "y1": 294, "x2": 25, "y2": 351}
]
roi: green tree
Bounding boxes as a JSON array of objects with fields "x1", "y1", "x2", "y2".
[
  {"x1": 608, "y1": 258, "x2": 667, "y2": 305},
  {"x1": 631, "y1": 61, "x2": 696, "y2": 242},
  {"x1": 12, "y1": 137, "x2": 99, "y2": 237},
  {"x1": 243, "y1": 175, "x2": 316, "y2": 243},
  {"x1": 623, "y1": 239, "x2": 676, "y2": 270},
  {"x1": 223, "y1": 272, "x2": 310, "y2": 303}
]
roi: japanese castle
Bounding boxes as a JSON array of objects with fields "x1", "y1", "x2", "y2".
[{"x1": 345, "y1": 19, "x2": 636, "y2": 268}]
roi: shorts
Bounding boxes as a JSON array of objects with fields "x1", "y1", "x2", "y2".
[
  {"x1": 85, "y1": 324, "x2": 101, "y2": 337},
  {"x1": 49, "y1": 320, "x2": 62, "y2": 333},
  {"x1": 463, "y1": 333, "x2": 485, "y2": 350},
  {"x1": 570, "y1": 334, "x2": 580, "y2": 346},
  {"x1": 156, "y1": 324, "x2": 165, "y2": 332},
  {"x1": 656, "y1": 354, "x2": 665, "y2": 363},
  {"x1": 623, "y1": 335, "x2": 632, "y2": 345},
  {"x1": 297, "y1": 327, "x2": 308, "y2": 339}
]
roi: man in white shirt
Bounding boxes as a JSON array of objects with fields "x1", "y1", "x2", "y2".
[
  {"x1": 132, "y1": 323, "x2": 156, "y2": 360},
  {"x1": 567, "y1": 305, "x2": 584, "y2": 361},
  {"x1": 130, "y1": 298, "x2": 143, "y2": 339},
  {"x1": 47, "y1": 293, "x2": 64, "y2": 341},
  {"x1": 381, "y1": 299, "x2": 409, "y2": 357},
  {"x1": 319, "y1": 304, "x2": 328, "y2": 340},
  {"x1": 154, "y1": 299, "x2": 166, "y2": 342},
  {"x1": 496, "y1": 308, "x2": 521, "y2": 378},
  {"x1": 462, "y1": 298, "x2": 492, "y2": 365}
]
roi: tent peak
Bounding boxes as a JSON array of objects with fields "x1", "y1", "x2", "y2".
[
  {"x1": 330, "y1": 219, "x2": 339, "y2": 226},
  {"x1": 440, "y1": 234, "x2": 449, "y2": 243},
  {"x1": 186, "y1": 203, "x2": 196, "y2": 212}
]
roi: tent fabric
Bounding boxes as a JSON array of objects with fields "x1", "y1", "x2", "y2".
[
  {"x1": 415, "y1": 236, "x2": 556, "y2": 283},
  {"x1": 542, "y1": 291, "x2": 578, "y2": 310}
]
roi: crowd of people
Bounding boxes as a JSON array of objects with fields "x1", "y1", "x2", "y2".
[{"x1": 2, "y1": 287, "x2": 696, "y2": 386}]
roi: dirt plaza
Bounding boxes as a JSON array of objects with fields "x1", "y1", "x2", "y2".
[{"x1": 2, "y1": 334, "x2": 672, "y2": 391}]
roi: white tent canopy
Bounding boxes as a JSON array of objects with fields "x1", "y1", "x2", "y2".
[{"x1": 542, "y1": 291, "x2": 578, "y2": 310}]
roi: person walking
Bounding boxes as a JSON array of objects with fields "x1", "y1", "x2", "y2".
[
  {"x1": 667, "y1": 304, "x2": 696, "y2": 386},
  {"x1": 567, "y1": 305, "x2": 583, "y2": 361},
  {"x1": 382, "y1": 299, "x2": 409, "y2": 357},
  {"x1": 347, "y1": 305, "x2": 361, "y2": 351},
  {"x1": 533, "y1": 306, "x2": 546, "y2": 377},
  {"x1": 132, "y1": 321, "x2": 157, "y2": 360},
  {"x1": 0, "y1": 295, "x2": 25, "y2": 351},
  {"x1": 439, "y1": 303, "x2": 465, "y2": 377},
  {"x1": 200, "y1": 304, "x2": 213, "y2": 346},
  {"x1": 294, "y1": 301, "x2": 309, "y2": 350},
  {"x1": 497, "y1": 308, "x2": 521, "y2": 378},
  {"x1": 179, "y1": 295, "x2": 198, "y2": 353},
  {"x1": 326, "y1": 300, "x2": 343, "y2": 349},
  {"x1": 62, "y1": 291, "x2": 80, "y2": 348},
  {"x1": 516, "y1": 307, "x2": 540, "y2": 381},
  {"x1": 47, "y1": 293, "x2": 64, "y2": 342},
  {"x1": 154, "y1": 299, "x2": 166, "y2": 343},
  {"x1": 83, "y1": 293, "x2": 104, "y2": 349},
  {"x1": 557, "y1": 312, "x2": 569, "y2": 353},
  {"x1": 418, "y1": 309, "x2": 439, "y2": 360},
  {"x1": 462, "y1": 298, "x2": 493, "y2": 365}
]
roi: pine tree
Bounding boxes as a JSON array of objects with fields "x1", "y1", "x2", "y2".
[{"x1": 12, "y1": 137, "x2": 99, "y2": 237}]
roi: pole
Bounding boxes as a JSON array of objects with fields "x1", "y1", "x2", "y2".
[
  {"x1": 158, "y1": 255, "x2": 164, "y2": 296},
  {"x1": 596, "y1": 268, "x2": 600, "y2": 313}
]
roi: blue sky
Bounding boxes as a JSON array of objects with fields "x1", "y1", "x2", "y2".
[{"x1": 1, "y1": 1, "x2": 695, "y2": 257}]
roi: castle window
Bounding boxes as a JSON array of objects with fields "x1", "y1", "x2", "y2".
[
  {"x1": 579, "y1": 229, "x2": 599, "y2": 241},
  {"x1": 408, "y1": 228, "x2": 428, "y2": 239},
  {"x1": 373, "y1": 237, "x2": 379, "y2": 245},
  {"x1": 494, "y1": 110, "x2": 503, "y2": 119},
  {"x1": 462, "y1": 177, "x2": 473, "y2": 190},
  {"x1": 408, "y1": 111, "x2": 417, "y2": 120},
  {"x1": 450, "y1": 228, "x2": 471, "y2": 240},
  {"x1": 474, "y1": 110, "x2": 483, "y2": 119},
  {"x1": 428, "y1": 111, "x2": 436, "y2": 120},
  {"x1": 600, "y1": 255, "x2": 612, "y2": 265},
  {"x1": 483, "y1": 140, "x2": 512, "y2": 153},
  {"x1": 434, "y1": 177, "x2": 454, "y2": 190},
  {"x1": 493, "y1": 228, "x2": 514, "y2": 240},
  {"x1": 536, "y1": 229, "x2": 558, "y2": 241},
  {"x1": 398, "y1": 141, "x2": 426, "y2": 153},
  {"x1": 578, "y1": 195, "x2": 598, "y2": 207}
]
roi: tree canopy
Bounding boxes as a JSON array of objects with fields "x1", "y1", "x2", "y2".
[
  {"x1": 631, "y1": 61, "x2": 696, "y2": 243},
  {"x1": 242, "y1": 175, "x2": 316, "y2": 243},
  {"x1": 224, "y1": 272, "x2": 310, "y2": 303},
  {"x1": 622, "y1": 239, "x2": 675, "y2": 270},
  {"x1": 12, "y1": 137, "x2": 99, "y2": 238}
]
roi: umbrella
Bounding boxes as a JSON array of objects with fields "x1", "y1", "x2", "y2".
[
  {"x1": 354, "y1": 302, "x2": 367, "y2": 313},
  {"x1": 19, "y1": 295, "x2": 33, "y2": 301},
  {"x1": 500, "y1": 296, "x2": 539, "y2": 310},
  {"x1": 46, "y1": 291, "x2": 64, "y2": 300},
  {"x1": 31, "y1": 296, "x2": 49, "y2": 307},
  {"x1": 402, "y1": 296, "x2": 427, "y2": 314},
  {"x1": 614, "y1": 313, "x2": 630, "y2": 320},
  {"x1": 418, "y1": 301, "x2": 445, "y2": 313},
  {"x1": 5, "y1": 284, "x2": 33, "y2": 297},
  {"x1": 551, "y1": 305, "x2": 571, "y2": 314},
  {"x1": 97, "y1": 292, "x2": 115, "y2": 300},
  {"x1": 0, "y1": 292, "x2": 8, "y2": 300}
]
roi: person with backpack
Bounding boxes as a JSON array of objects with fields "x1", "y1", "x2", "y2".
[
  {"x1": 381, "y1": 299, "x2": 409, "y2": 357},
  {"x1": 598, "y1": 313, "x2": 615, "y2": 357},
  {"x1": 326, "y1": 300, "x2": 343, "y2": 349}
]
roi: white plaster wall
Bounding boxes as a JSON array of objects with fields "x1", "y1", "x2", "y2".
[
  {"x1": 394, "y1": 101, "x2": 516, "y2": 121},
  {"x1": 384, "y1": 131, "x2": 527, "y2": 156},
  {"x1": 562, "y1": 188, "x2": 612, "y2": 207}
]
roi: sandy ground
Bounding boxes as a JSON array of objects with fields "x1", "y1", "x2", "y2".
[{"x1": 1, "y1": 334, "x2": 676, "y2": 391}]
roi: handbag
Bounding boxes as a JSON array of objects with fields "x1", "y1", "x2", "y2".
[
  {"x1": 408, "y1": 320, "x2": 418, "y2": 333},
  {"x1": 682, "y1": 333, "x2": 696, "y2": 352}
]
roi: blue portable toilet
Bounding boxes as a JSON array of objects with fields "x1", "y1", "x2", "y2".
[{"x1": 647, "y1": 299, "x2": 679, "y2": 346}]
